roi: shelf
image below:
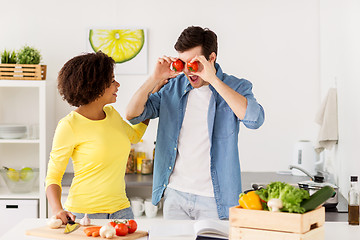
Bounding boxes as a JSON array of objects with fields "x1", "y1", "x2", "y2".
[
  {"x1": 0, "y1": 186, "x2": 39, "y2": 199},
  {"x1": 0, "y1": 80, "x2": 45, "y2": 87},
  {"x1": 0, "y1": 139, "x2": 39, "y2": 144}
]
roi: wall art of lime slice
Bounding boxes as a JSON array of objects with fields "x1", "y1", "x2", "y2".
[{"x1": 89, "y1": 29, "x2": 145, "y2": 63}]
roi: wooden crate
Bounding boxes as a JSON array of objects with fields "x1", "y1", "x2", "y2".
[
  {"x1": 229, "y1": 206, "x2": 325, "y2": 240},
  {"x1": 0, "y1": 64, "x2": 47, "y2": 80}
]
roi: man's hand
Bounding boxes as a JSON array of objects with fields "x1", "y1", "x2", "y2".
[
  {"x1": 190, "y1": 55, "x2": 217, "y2": 84},
  {"x1": 152, "y1": 56, "x2": 180, "y2": 84}
]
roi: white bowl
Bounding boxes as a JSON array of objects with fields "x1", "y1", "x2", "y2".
[{"x1": 0, "y1": 132, "x2": 26, "y2": 139}]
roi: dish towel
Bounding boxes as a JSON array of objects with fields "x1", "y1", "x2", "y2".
[{"x1": 314, "y1": 88, "x2": 338, "y2": 153}]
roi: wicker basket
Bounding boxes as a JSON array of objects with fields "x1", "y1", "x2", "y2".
[{"x1": 0, "y1": 64, "x2": 46, "y2": 80}]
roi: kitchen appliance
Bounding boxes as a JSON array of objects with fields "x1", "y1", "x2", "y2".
[
  {"x1": 289, "y1": 165, "x2": 339, "y2": 208},
  {"x1": 291, "y1": 140, "x2": 322, "y2": 176}
]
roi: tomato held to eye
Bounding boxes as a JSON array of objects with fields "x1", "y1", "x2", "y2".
[
  {"x1": 115, "y1": 223, "x2": 128, "y2": 236},
  {"x1": 126, "y1": 219, "x2": 137, "y2": 234},
  {"x1": 172, "y1": 59, "x2": 184, "y2": 72},
  {"x1": 187, "y1": 61, "x2": 198, "y2": 72}
]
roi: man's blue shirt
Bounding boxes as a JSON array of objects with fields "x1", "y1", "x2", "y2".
[{"x1": 129, "y1": 63, "x2": 265, "y2": 219}]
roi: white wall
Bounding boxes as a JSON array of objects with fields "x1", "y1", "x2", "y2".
[
  {"x1": 320, "y1": 0, "x2": 360, "y2": 196},
  {"x1": 1, "y1": 0, "x2": 322, "y2": 173}
]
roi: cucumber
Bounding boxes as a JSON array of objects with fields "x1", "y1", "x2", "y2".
[{"x1": 301, "y1": 186, "x2": 335, "y2": 212}]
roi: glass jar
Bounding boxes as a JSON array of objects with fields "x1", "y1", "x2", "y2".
[{"x1": 141, "y1": 159, "x2": 153, "y2": 175}]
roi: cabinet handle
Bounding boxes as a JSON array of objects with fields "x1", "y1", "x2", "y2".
[{"x1": 6, "y1": 205, "x2": 18, "y2": 209}]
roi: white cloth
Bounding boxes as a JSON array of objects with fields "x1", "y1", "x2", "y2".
[
  {"x1": 315, "y1": 88, "x2": 338, "y2": 153},
  {"x1": 167, "y1": 85, "x2": 214, "y2": 197}
]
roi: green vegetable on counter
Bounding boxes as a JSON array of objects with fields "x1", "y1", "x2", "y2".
[
  {"x1": 256, "y1": 181, "x2": 310, "y2": 213},
  {"x1": 300, "y1": 185, "x2": 335, "y2": 212}
]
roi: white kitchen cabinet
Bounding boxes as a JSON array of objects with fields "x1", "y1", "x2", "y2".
[
  {"x1": 0, "y1": 199, "x2": 38, "y2": 235},
  {"x1": 0, "y1": 80, "x2": 46, "y2": 219}
]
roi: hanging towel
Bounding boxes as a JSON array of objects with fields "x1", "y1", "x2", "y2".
[{"x1": 314, "y1": 88, "x2": 338, "y2": 153}]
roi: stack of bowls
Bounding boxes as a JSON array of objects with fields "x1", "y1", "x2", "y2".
[{"x1": 0, "y1": 125, "x2": 27, "y2": 139}]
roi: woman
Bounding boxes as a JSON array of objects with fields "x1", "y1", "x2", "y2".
[{"x1": 45, "y1": 51, "x2": 148, "y2": 223}]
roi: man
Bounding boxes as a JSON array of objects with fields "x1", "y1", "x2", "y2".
[{"x1": 126, "y1": 26, "x2": 265, "y2": 220}]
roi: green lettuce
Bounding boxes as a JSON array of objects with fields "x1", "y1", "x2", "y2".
[{"x1": 256, "y1": 181, "x2": 310, "y2": 213}]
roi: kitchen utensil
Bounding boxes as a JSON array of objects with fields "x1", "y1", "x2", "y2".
[
  {"x1": 291, "y1": 140, "x2": 323, "y2": 176},
  {"x1": 64, "y1": 217, "x2": 80, "y2": 234},
  {"x1": 26, "y1": 225, "x2": 148, "y2": 239},
  {"x1": 290, "y1": 165, "x2": 339, "y2": 208}
]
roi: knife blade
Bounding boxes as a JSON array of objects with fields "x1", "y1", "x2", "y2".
[{"x1": 64, "y1": 217, "x2": 80, "y2": 234}]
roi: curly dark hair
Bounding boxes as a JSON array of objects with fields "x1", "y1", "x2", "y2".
[
  {"x1": 57, "y1": 51, "x2": 115, "y2": 107},
  {"x1": 174, "y1": 26, "x2": 218, "y2": 60}
]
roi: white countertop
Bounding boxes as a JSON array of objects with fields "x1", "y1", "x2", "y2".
[{"x1": 1, "y1": 218, "x2": 360, "y2": 240}]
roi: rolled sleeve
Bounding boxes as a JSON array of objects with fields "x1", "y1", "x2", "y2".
[
  {"x1": 242, "y1": 99, "x2": 265, "y2": 129},
  {"x1": 129, "y1": 92, "x2": 161, "y2": 125}
]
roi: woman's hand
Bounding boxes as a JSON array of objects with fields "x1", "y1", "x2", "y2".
[{"x1": 55, "y1": 209, "x2": 76, "y2": 225}]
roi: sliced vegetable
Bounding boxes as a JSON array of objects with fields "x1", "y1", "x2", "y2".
[
  {"x1": 300, "y1": 185, "x2": 335, "y2": 212},
  {"x1": 238, "y1": 191, "x2": 263, "y2": 210}
]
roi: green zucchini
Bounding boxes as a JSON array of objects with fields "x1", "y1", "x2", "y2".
[{"x1": 301, "y1": 186, "x2": 335, "y2": 212}]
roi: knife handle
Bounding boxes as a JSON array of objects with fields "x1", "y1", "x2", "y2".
[{"x1": 67, "y1": 216, "x2": 75, "y2": 225}]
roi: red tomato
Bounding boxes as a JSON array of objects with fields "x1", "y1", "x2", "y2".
[
  {"x1": 109, "y1": 221, "x2": 117, "y2": 228},
  {"x1": 115, "y1": 223, "x2": 128, "y2": 236},
  {"x1": 172, "y1": 59, "x2": 184, "y2": 72},
  {"x1": 126, "y1": 219, "x2": 137, "y2": 234},
  {"x1": 187, "y1": 61, "x2": 198, "y2": 72}
]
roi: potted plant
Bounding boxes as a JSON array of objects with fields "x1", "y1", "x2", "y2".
[
  {"x1": 0, "y1": 50, "x2": 17, "y2": 64},
  {"x1": 16, "y1": 45, "x2": 42, "y2": 64},
  {"x1": 0, "y1": 45, "x2": 46, "y2": 80}
]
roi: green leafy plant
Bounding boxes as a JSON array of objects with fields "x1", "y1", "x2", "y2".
[
  {"x1": 1, "y1": 49, "x2": 17, "y2": 64},
  {"x1": 16, "y1": 45, "x2": 42, "y2": 64}
]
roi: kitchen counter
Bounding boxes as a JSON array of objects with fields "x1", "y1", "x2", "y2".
[
  {"x1": 62, "y1": 172, "x2": 153, "y2": 187},
  {"x1": 2, "y1": 218, "x2": 360, "y2": 240},
  {"x1": 61, "y1": 171, "x2": 348, "y2": 222}
]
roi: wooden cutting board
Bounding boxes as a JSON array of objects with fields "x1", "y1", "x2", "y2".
[{"x1": 26, "y1": 225, "x2": 148, "y2": 240}]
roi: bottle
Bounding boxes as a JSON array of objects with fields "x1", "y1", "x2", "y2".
[
  {"x1": 125, "y1": 146, "x2": 135, "y2": 174},
  {"x1": 348, "y1": 175, "x2": 359, "y2": 225},
  {"x1": 135, "y1": 139, "x2": 146, "y2": 174}
]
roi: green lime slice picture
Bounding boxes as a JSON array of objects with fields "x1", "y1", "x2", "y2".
[{"x1": 89, "y1": 29, "x2": 145, "y2": 63}]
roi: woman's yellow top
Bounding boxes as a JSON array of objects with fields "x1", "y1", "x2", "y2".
[{"x1": 45, "y1": 105, "x2": 147, "y2": 214}]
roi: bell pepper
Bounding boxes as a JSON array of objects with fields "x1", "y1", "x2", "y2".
[{"x1": 238, "y1": 191, "x2": 263, "y2": 210}]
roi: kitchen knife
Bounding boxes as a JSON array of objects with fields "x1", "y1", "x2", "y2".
[{"x1": 64, "y1": 217, "x2": 80, "y2": 234}]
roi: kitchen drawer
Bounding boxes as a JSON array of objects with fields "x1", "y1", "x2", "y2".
[{"x1": 0, "y1": 199, "x2": 38, "y2": 236}]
